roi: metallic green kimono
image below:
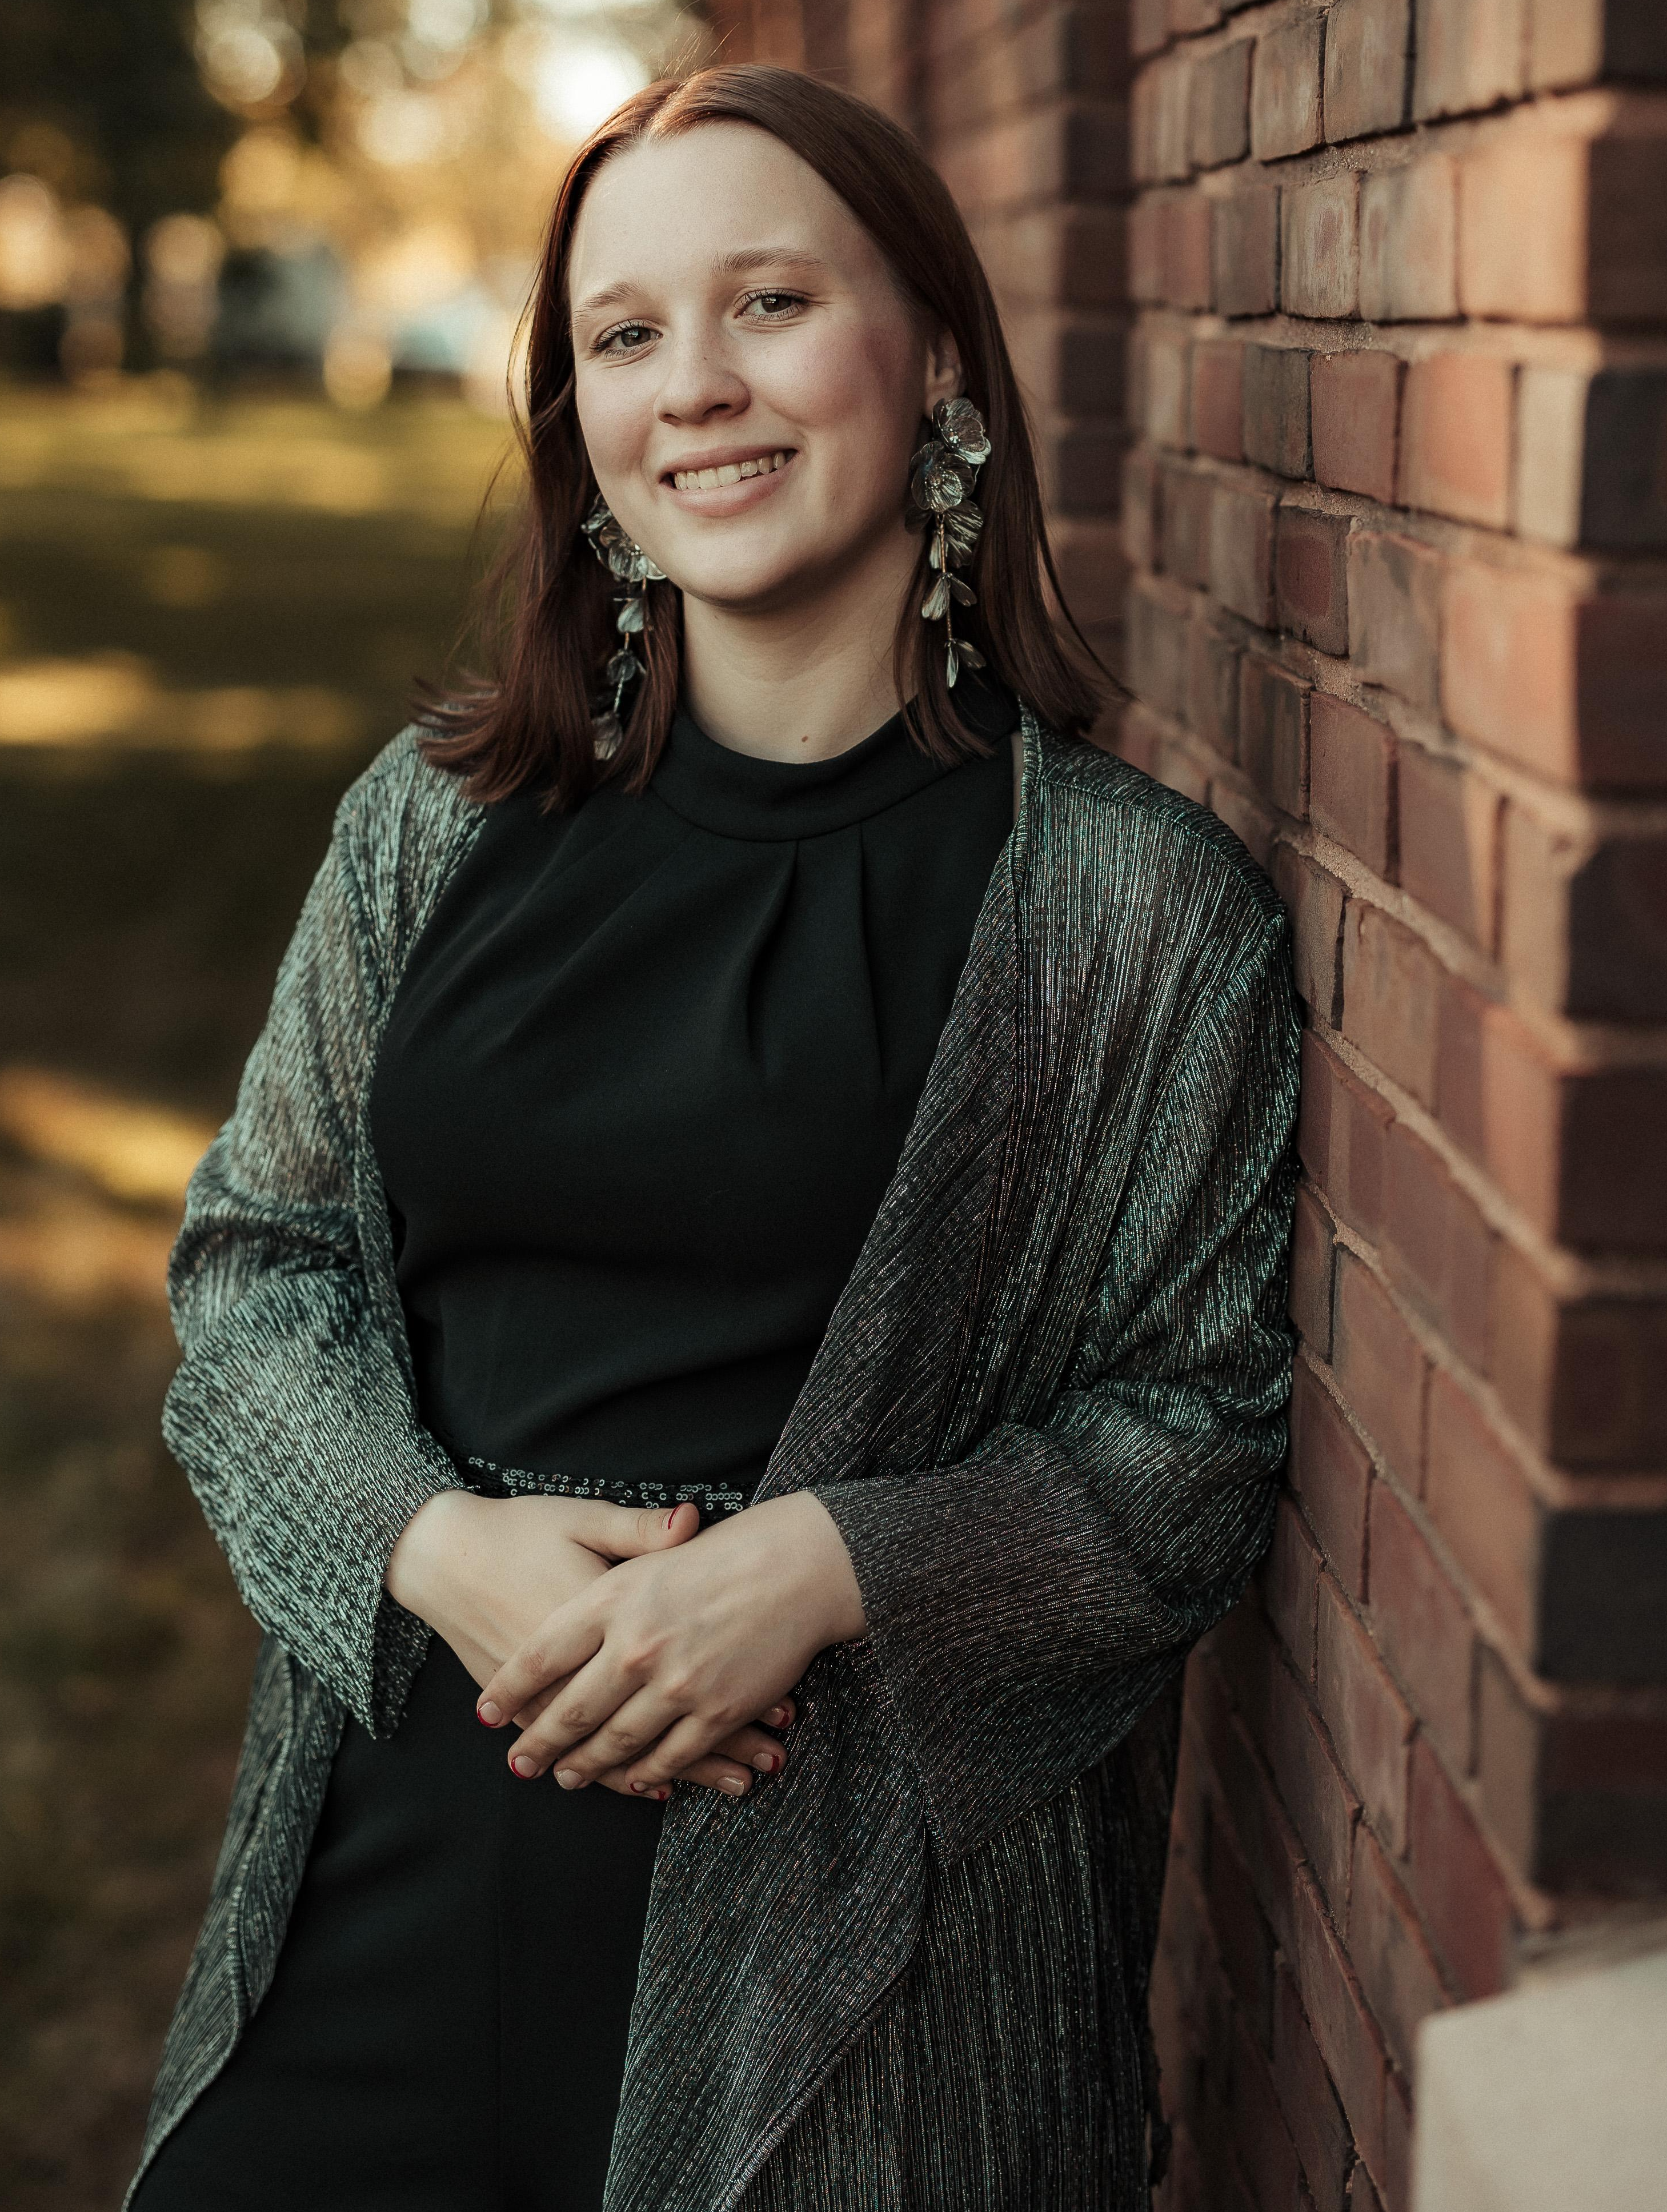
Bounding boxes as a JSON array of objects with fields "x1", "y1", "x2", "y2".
[{"x1": 133, "y1": 708, "x2": 1301, "y2": 2210}]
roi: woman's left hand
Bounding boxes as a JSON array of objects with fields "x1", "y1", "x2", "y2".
[{"x1": 474, "y1": 1491, "x2": 867, "y2": 1794}]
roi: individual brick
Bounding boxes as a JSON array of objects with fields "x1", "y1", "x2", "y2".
[
  {"x1": 1332, "y1": 1247, "x2": 1429, "y2": 1494},
  {"x1": 1242, "y1": 344, "x2": 1312, "y2": 479},
  {"x1": 1283, "y1": 174, "x2": 1361, "y2": 319},
  {"x1": 1289, "y1": 1183, "x2": 1336, "y2": 1358},
  {"x1": 1187, "y1": 610, "x2": 1242, "y2": 757},
  {"x1": 1289, "y1": 1360, "x2": 1371, "y2": 1599},
  {"x1": 1268, "y1": 1647, "x2": 1360, "y2": 1911},
  {"x1": 1424, "y1": 1368, "x2": 1542, "y2": 1658},
  {"x1": 1558, "y1": 1063, "x2": 1667, "y2": 1252},
  {"x1": 1272, "y1": 845, "x2": 1345, "y2": 1023},
  {"x1": 1360, "y1": 158, "x2": 1459, "y2": 321},
  {"x1": 1240, "y1": 654, "x2": 1309, "y2": 815},
  {"x1": 1300, "y1": 1034, "x2": 1396, "y2": 1243},
  {"x1": 1277, "y1": 506, "x2": 1351, "y2": 657},
  {"x1": 1310, "y1": 693, "x2": 1396, "y2": 877},
  {"x1": 1489, "y1": 1240, "x2": 1667, "y2": 1471},
  {"x1": 1383, "y1": 1118, "x2": 1494, "y2": 1370},
  {"x1": 1441, "y1": 564, "x2": 1667, "y2": 790},
  {"x1": 1165, "y1": 193, "x2": 1214, "y2": 310},
  {"x1": 1210, "y1": 480, "x2": 1279, "y2": 627},
  {"x1": 1127, "y1": 573, "x2": 1193, "y2": 721},
  {"x1": 1396, "y1": 744, "x2": 1500, "y2": 952},
  {"x1": 1457, "y1": 135, "x2": 1588, "y2": 321},
  {"x1": 1501, "y1": 805, "x2": 1667, "y2": 1021},
  {"x1": 1348, "y1": 531, "x2": 1441, "y2": 713},
  {"x1": 1191, "y1": 38, "x2": 1252, "y2": 170},
  {"x1": 1214, "y1": 184, "x2": 1280, "y2": 317},
  {"x1": 1404, "y1": 1736, "x2": 1514, "y2": 2000},
  {"x1": 1435, "y1": 969, "x2": 1488, "y2": 1163},
  {"x1": 1541, "y1": 1502, "x2": 1667, "y2": 1683},
  {"x1": 1191, "y1": 339, "x2": 1245, "y2": 461},
  {"x1": 1368, "y1": 1482, "x2": 1477, "y2": 1776},
  {"x1": 1311, "y1": 351, "x2": 1403, "y2": 505},
  {"x1": 1261, "y1": 1488, "x2": 1323, "y2": 1677},
  {"x1": 1528, "y1": 0, "x2": 1667, "y2": 87},
  {"x1": 1145, "y1": 326, "x2": 1191, "y2": 447},
  {"x1": 1121, "y1": 446, "x2": 1161, "y2": 571},
  {"x1": 1516, "y1": 367, "x2": 1667, "y2": 551},
  {"x1": 1159, "y1": 457, "x2": 1216, "y2": 588},
  {"x1": 1171, "y1": 0, "x2": 1225, "y2": 32},
  {"x1": 1348, "y1": 1824, "x2": 1451, "y2": 2077},
  {"x1": 1251, "y1": 13, "x2": 1325, "y2": 160},
  {"x1": 1398, "y1": 354, "x2": 1515, "y2": 529},
  {"x1": 1460, "y1": 133, "x2": 1667, "y2": 324},
  {"x1": 1048, "y1": 423, "x2": 1123, "y2": 515},
  {"x1": 1325, "y1": 0, "x2": 1412, "y2": 140},
  {"x1": 1317, "y1": 1567, "x2": 1417, "y2": 1850},
  {"x1": 1343, "y1": 902, "x2": 1440, "y2": 1106},
  {"x1": 1413, "y1": 0, "x2": 1527, "y2": 119}
]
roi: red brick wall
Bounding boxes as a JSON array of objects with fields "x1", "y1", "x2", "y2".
[{"x1": 708, "y1": 7, "x2": 1667, "y2": 2208}]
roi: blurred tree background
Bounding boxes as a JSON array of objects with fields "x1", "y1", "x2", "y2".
[{"x1": 0, "y1": 5, "x2": 707, "y2": 2203}]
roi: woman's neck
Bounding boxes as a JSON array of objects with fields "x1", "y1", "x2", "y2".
[{"x1": 678, "y1": 525, "x2": 919, "y2": 763}]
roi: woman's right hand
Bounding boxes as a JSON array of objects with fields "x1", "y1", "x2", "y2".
[{"x1": 385, "y1": 1491, "x2": 792, "y2": 1800}]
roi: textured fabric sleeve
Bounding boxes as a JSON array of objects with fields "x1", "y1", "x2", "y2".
[
  {"x1": 160, "y1": 776, "x2": 463, "y2": 1736},
  {"x1": 810, "y1": 908, "x2": 1301, "y2": 1862}
]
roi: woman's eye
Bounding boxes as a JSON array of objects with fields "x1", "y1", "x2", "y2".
[
  {"x1": 740, "y1": 291, "x2": 804, "y2": 320},
  {"x1": 597, "y1": 323, "x2": 654, "y2": 355}
]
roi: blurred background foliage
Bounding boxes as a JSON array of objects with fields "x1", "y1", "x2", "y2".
[{"x1": 1, "y1": 4, "x2": 707, "y2": 2203}]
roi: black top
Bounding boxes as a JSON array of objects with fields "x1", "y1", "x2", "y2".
[{"x1": 369, "y1": 681, "x2": 1018, "y2": 1517}]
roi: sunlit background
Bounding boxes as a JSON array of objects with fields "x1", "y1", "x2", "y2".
[{"x1": 0, "y1": 5, "x2": 707, "y2": 2203}]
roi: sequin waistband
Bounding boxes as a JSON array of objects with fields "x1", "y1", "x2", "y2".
[{"x1": 462, "y1": 1455, "x2": 750, "y2": 1523}]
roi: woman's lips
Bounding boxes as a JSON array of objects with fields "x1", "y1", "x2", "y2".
[{"x1": 661, "y1": 448, "x2": 798, "y2": 514}]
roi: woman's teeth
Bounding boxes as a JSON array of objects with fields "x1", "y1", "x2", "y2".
[{"x1": 672, "y1": 450, "x2": 791, "y2": 492}]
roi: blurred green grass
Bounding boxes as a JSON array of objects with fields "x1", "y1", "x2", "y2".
[{"x1": 0, "y1": 382, "x2": 511, "y2": 2208}]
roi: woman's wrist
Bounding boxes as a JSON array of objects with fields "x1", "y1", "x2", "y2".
[
  {"x1": 771, "y1": 1490, "x2": 867, "y2": 1647},
  {"x1": 384, "y1": 1487, "x2": 486, "y2": 1624}
]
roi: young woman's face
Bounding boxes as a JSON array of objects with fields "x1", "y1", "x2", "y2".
[{"x1": 567, "y1": 122, "x2": 957, "y2": 616}]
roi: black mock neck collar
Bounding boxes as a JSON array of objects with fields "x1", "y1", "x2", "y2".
[{"x1": 649, "y1": 675, "x2": 1019, "y2": 843}]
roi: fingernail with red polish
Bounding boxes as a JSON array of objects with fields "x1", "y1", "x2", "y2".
[
  {"x1": 477, "y1": 1701, "x2": 501, "y2": 1728},
  {"x1": 654, "y1": 1787, "x2": 671, "y2": 1801},
  {"x1": 665, "y1": 1508, "x2": 679, "y2": 1529},
  {"x1": 752, "y1": 1751, "x2": 781, "y2": 1774},
  {"x1": 510, "y1": 1755, "x2": 535, "y2": 1778}
]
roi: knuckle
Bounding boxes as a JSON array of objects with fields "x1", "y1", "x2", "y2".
[{"x1": 556, "y1": 1703, "x2": 591, "y2": 1733}]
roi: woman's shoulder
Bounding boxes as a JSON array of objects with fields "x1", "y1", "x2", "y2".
[
  {"x1": 329, "y1": 724, "x2": 486, "y2": 907},
  {"x1": 1027, "y1": 714, "x2": 1286, "y2": 946}
]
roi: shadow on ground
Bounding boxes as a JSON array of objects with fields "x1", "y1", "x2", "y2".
[{"x1": 0, "y1": 382, "x2": 510, "y2": 2209}]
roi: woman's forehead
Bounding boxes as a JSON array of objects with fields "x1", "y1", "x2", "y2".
[{"x1": 569, "y1": 126, "x2": 875, "y2": 300}]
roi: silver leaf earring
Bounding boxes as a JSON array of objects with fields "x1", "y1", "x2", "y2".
[
  {"x1": 580, "y1": 493, "x2": 666, "y2": 732},
  {"x1": 906, "y1": 396, "x2": 991, "y2": 687}
]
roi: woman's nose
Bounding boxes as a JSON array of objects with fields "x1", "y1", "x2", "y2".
[{"x1": 653, "y1": 331, "x2": 749, "y2": 425}]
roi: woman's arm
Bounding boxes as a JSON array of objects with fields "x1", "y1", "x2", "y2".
[
  {"x1": 162, "y1": 758, "x2": 467, "y2": 1735},
  {"x1": 476, "y1": 909, "x2": 1300, "y2": 1838}
]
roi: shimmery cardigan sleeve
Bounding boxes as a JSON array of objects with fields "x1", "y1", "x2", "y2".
[
  {"x1": 810, "y1": 906, "x2": 1300, "y2": 1862},
  {"x1": 160, "y1": 772, "x2": 463, "y2": 1737}
]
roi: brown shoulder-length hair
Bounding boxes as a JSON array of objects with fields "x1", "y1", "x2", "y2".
[{"x1": 417, "y1": 62, "x2": 1105, "y2": 807}]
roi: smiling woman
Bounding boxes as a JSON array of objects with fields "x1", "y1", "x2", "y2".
[{"x1": 127, "y1": 61, "x2": 1301, "y2": 2212}]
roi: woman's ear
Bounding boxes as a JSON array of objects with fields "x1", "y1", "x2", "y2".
[{"x1": 923, "y1": 326, "x2": 963, "y2": 417}]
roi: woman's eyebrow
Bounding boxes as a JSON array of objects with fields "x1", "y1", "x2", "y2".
[{"x1": 573, "y1": 247, "x2": 828, "y2": 322}]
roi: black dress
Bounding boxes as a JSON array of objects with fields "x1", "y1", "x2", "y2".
[{"x1": 134, "y1": 683, "x2": 1017, "y2": 2212}]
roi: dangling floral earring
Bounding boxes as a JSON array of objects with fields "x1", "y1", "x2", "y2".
[
  {"x1": 580, "y1": 493, "x2": 666, "y2": 736},
  {"x1": 907, "y1": 396, "x2": 991, "y2": 687}
]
